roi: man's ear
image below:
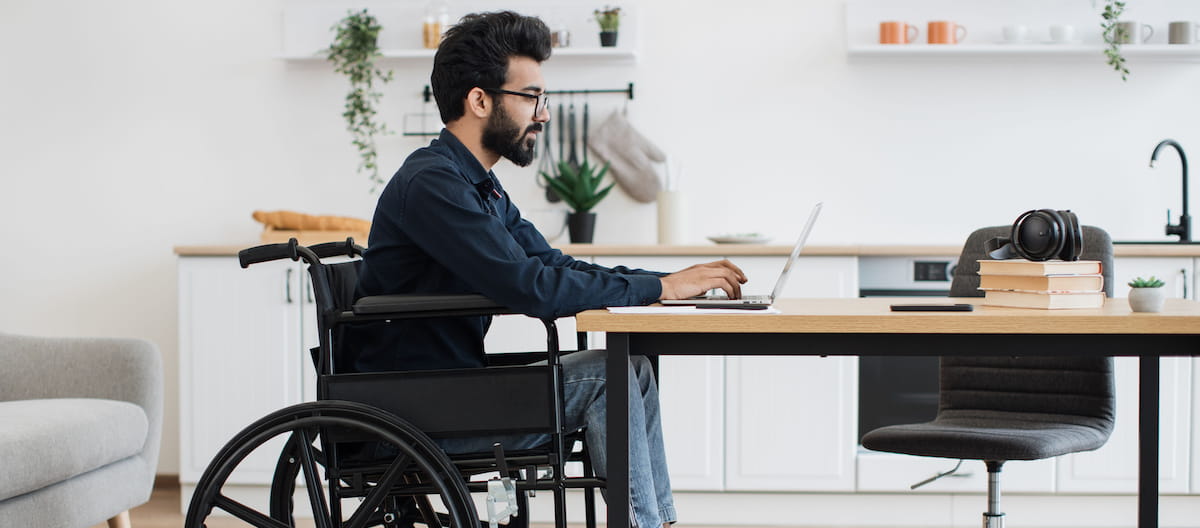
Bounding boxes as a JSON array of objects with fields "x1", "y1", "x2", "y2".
[{"x1": 465, "y1": 87, "x2": 491, "y2": 119}]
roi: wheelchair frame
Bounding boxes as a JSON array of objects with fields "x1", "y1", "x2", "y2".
[{"x1": 185, "y1": 238, "x2": 604, "y2": 528}]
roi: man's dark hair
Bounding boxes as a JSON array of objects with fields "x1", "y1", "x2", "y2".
[{"x1": 431, "y1": 11, "x2": 552, "y2": 124}]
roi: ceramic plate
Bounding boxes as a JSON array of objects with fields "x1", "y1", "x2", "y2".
[{"x1": 707, "y1": 233, "x2": 772, "y2": 244}]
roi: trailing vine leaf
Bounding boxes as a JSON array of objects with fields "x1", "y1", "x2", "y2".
[
  {"x1": 327, "y1": 9, "x2": 394, "y2": 190},
  {"x1": 1101, "y1": 0, "x2": 1129, "y2": 81}
]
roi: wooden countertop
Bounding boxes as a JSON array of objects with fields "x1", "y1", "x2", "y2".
[
  {"x1": 174, "y1": 243, "x2": 1200, "y2": 258},
  {"x1": 576, "y1": 297, "x2": 1200, "y2": 334}
]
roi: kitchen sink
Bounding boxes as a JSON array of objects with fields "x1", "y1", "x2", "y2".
[{"x1": 1113, "y1": 240, "x2": 1200, "y2": 245}]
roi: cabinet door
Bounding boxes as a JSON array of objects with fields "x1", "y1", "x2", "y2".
[
  {"x1": 1112, "y1": 257, "x2": 1193, "y2": 300},
  {"x1": 178, "y1": 257, "x2": 303, "y2": 484},
  {"x1": 1057, "y1": 356, "x2": 1192, "y2": 493},
  {"x1": 724, "y1": 256, "x2": 859, "y2": 491},
  {"x1": 592, "y1": 256, "x2": 727, "y2": 490},
  {"x1": 1194, "y1": 358, "x2": 1200, "y2": 494}
]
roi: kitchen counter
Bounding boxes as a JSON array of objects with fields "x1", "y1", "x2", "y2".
[{"x1": 173, "y1": 243, "x2": 1200, "y2": 257}]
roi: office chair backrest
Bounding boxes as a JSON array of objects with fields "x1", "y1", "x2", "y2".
[
  {"x1": 950, "y1": 225, "x2": 1115, "y2": 297},
  {"x1": 939, "y1": 356, "x2": 1115, "y2": 431}
]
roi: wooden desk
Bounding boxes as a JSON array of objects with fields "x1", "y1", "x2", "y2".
[{"x1": 576, "y1": 297, "x2": 1200, "y2": 528}]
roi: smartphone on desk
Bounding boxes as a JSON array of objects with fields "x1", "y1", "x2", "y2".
[{"x1": 889, "y1": 303, "x2": 974, "y2": 312}]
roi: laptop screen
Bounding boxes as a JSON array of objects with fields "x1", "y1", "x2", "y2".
[{"x1": 769, "y1": 202, "x2": 823, "y2": 301}]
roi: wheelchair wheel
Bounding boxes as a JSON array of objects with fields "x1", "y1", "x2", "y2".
[{"x1": 185, "y1": 400, "x2": 478, "y2": 528}]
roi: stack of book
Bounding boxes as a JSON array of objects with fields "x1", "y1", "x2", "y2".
[{"x1": 978, "y1": 259, "x2": 1105, "y2": 309}]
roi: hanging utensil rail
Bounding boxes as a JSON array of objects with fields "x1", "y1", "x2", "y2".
[
  {"x1": 419, "y1": 83, "x2": 634, "y2": 103},
  {"x1": 406, "y1": 83, "x2": 634, "y2": 137}
]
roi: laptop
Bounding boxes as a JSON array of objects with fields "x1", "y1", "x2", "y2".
[{"x1": 662, "y1": 202, "x2": 823, "y2": 308}]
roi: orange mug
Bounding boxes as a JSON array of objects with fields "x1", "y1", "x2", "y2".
[
  {"x1": 928, "y1": 21, "x2": 967, "y2": 44},
  {"x1": 879, "y1": 21, "x2": 919, "y2": 44}
]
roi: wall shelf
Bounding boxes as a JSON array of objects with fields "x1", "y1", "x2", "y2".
[
  {"x1": 846, "y1": 0, "x2": 1200, "y2": 63},
  {"x1": 848, "y1": 44, "x2": 1200, "y2": 62},
  {"x1": 280, "y1": 47, "x2": 637, "y2": 62}
]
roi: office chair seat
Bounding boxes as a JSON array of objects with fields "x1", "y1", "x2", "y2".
[{"x1": 861, "y1": 410, "x2": 1113, "y2": 461}]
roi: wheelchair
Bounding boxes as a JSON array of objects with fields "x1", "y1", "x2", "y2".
[{"x1": 185, "y1": 238, "x2": 604, "y2": 528}]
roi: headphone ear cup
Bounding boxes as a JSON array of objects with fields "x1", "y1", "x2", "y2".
[
  {"x1": 1013, "y1": 209, "x2": 1063, "y2": 261},
  {"x1": 1060, "y1": 210, "x2": 1083, "y2": 261}
]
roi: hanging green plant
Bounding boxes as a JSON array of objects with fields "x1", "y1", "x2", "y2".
[
  {"x1": 1100, "y1": 0, "x2": 1129, "y2": 81},
  {"x1": 327, "y1": 9, "x2": 394, "y2": 189}
]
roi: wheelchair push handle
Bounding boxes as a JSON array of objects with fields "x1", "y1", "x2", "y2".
[
  {"x1": 308, "y1": 238, "x2": 366, "y2": 259},
  {"x1": 238, "y1": 238, "x2": 325, "y2": 268}
]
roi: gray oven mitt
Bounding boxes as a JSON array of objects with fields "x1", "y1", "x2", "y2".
[{"x1": 587, "y1": 111, "x2": 664, "y2": 203}]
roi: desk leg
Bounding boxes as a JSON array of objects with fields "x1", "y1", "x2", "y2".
[
  {"x1": 607, "y1": 332, "x2": 631, "y2": 528},
  {"x1": 1138, "y1": 355, "x2": 1159, "y2": 528}
]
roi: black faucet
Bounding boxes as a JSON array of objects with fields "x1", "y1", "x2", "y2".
[{"x1": 1150, "y1": 139, "x2": 1190, "y2": 242}]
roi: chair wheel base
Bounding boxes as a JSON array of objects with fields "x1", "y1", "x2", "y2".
[{"x1": 983, "y1": 512, "x2": 1004, "y2": 528}]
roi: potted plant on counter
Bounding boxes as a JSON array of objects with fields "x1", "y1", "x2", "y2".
[
  {"x1": 540, "y1": 160, "x2": 614, "y2": 243},
  {"x1": 1128, "y1": 276, "x2": 1166, "y2": 312},
  {"x1": 594, "y1": 6, "x2": 621, "y2": 47}
]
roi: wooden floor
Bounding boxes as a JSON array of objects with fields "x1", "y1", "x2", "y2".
[{"x1": 89, "y1": 479, "x2": 822, "y2": 528}]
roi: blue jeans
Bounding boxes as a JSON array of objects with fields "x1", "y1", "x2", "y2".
[{"x1": 437, "y1": 349, "x2": 676, "y2": 528}]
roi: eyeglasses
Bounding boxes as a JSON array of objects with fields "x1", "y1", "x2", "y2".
[{"x1": 482, "y1": 88, "x2": 549, "y2": 118}]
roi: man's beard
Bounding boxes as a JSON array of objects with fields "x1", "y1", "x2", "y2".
[{"x1": 481, "y1": 103, "x2": 540, "y2": 167}]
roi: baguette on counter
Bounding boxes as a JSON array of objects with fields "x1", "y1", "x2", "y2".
[{"x1": 252, "y1": 210, "x2": 371, "y2": 245}]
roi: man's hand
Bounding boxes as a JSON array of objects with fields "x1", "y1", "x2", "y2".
[{"x1": 659, "y1": 260, "x2": 748, "y2": 300}]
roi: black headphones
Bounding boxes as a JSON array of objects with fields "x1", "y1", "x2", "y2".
[{"x1": 984, "y1": 209, "x2": 1083, "y2": 262}]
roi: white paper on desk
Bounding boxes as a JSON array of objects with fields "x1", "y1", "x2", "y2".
[{"x1": 607, "y1": 306, "x2": 782, "y2": 315}]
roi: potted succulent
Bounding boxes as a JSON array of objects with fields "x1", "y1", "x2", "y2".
[
  {"x1": 540, "y1": 160, "x2": 614, "y2": 243},
  {"x1": 594, "y1": 6, "x2": 621, "y2": 47},
  {"x1": 1128, "y1": 276, "x2": 1166, "y2": 312},
  {"x1": 327, "y1": 9, "x2": 394, "y2": 190}
]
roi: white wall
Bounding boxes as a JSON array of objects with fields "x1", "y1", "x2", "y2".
[{"x1": 1, "y1": 0, "x2": 1197, "y2": 475}]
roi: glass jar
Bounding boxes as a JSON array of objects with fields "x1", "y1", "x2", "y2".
[{"x1": 423, "y1": 0, "x2": 450, "y2": 49}]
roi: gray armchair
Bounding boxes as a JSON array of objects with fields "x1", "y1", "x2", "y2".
[
  {"x1": 0, "y1": 332, "x2": 162, "y2": 528},
  {"x1": 861, "y1": 226, "x2": 1116, "y2": 528}
]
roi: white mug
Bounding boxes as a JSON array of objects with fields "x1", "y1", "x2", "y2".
[
  {"x1": 1113, "y1": 21, "x2": 1154, "y2": 44},
  {"x1": 1002, "y1": 24, "x2": 1029, "y2": 43},
  {"x1": 1049, "y1": 24, "x2": 1076, "y2": 43}
]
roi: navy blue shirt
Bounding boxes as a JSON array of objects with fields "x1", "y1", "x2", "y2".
[{"x1": 349, "y1": 129, "x2": 664, "y2": 373}]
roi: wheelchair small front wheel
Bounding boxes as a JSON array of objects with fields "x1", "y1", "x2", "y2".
[{"x1": 185, "y1": 400, "x2": 478, "y2": 528}]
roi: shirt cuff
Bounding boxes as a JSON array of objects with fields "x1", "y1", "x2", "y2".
[{"x1": 627, "y1": 274, "x2": 663, "y2": 305}]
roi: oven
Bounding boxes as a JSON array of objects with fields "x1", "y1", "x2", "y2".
[{"x1": 856, "y1": 256, "x2": 957, "y2": 440}]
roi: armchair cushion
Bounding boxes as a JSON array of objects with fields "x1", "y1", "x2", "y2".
[{"x1": 0, "y1": 398, "x2": 149, "y2": 501}]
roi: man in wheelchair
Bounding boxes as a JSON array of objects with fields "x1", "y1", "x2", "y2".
[{"x1": 352, "y1": 11, "x2": 746, "y2": 528}]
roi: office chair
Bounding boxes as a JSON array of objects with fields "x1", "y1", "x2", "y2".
[{"x1": 860, "y1": 225, "x2": 1117, "y2": 528}]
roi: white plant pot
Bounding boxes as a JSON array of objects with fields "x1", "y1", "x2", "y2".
[{"x1": 1128, "y1": 287, "x2": 1166, "y2": 313}]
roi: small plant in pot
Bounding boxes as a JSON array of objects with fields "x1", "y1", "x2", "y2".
[
  {"x1": 594, "y1": 6, "x2": 621, "y2": 47},
  {"x1": 1128, "y1": 276, "x2": 1166, "y2": 313},
  {"x1": 540, "y1": 160, "x2": 614, "y2": 243}
]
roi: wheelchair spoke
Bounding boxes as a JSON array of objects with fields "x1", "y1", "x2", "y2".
[
  {"x1": 345, "y1": 452, "x2": 413, "y2": 528},
  {"x1": 213, "y1": 494, "x2": 292, "y2": 528},
  {"x1": 298, "y1": 428, "x2": 335, "y2": 528}
]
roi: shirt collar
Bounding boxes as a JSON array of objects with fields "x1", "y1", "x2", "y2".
[{"x1": 436, "y1": 128, "x2": 493, "y2": 185}]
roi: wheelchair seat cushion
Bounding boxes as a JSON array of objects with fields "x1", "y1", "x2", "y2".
[{"x1": 0, "y1": 398, "x2": 149, "y2": 501}]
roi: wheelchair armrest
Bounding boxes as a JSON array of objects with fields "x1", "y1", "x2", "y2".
[
  {"x1": 349, "y1": 294, "x2": 518, "y2": 320},
  {"x1": 485, "y1": 351, "x2": 549, "y2": 367}
]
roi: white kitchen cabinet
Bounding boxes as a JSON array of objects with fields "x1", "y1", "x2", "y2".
[
  {"x1": 1193, "y1": 358, "x2": 1200, "y2": 494},
  {"x1": 723, "y1": 256, "x2": 860, "y2": 491},
  {"x1": 178, "y1": 256, "x2": 304, "y2": 484},
  {"x1": 1112, "y1": 257, "x2": 1193, "y2": 300},
  {"x1": 1057, "y1": 356, "x2": 1192, "y2": 493},
  {"x1": 592, "y1": 255, "x2": 861, "y2": 492}
]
